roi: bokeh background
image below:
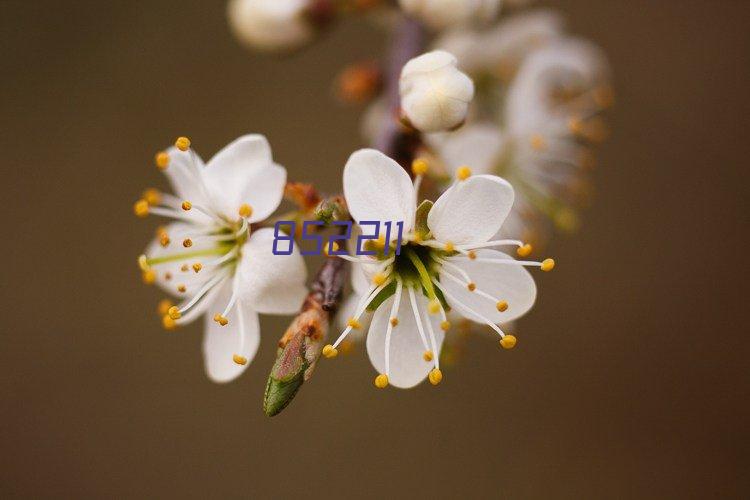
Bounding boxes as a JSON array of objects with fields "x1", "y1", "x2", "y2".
[{"x1": 1, "y1": 0, "x2": 748, "y2": 498}]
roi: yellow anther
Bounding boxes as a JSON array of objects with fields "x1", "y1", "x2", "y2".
[
  {"x1": 159, "y1": 233, "x2": 170, "y2": 247},
  {"x1": 390, "y1": 317, "x2": 399, "y2": 327},
  {"x1": 500, "y1": 335, "x2": 517, "y2": 349},
  {"x1": 322, "y1": 344, "x2": 338, "y2": 358},
  {"x1": 175, "y1": 136, "x2": 191, "y2": 151},
  {"x1": 428, "y1": 368, "x2": 443, "y2": 385},
  {"x1": 411, "y1": 158, "x2": 429, "y2": 176},
  {"x1": 177, "y1": 284, "x2": 187, "y2": 293},
  {"x1": 182, "y1": 238, "x2": 193, "y2": 248},
  {"x1": 232, "y1": 354, "x2": 248, "y2": 365},
  {"x1": 428, "y1": 300, "x2": 441, "y2": 314},
  {"x1": 192, "y1": 263, "x2": 202, "y2": 273},
  {"x1": 168, "y1": 305, "x2": 182, "y2": 320},
  {"x1": 180, "y1": 264, "x2": 189, "y2": 272},
  {"x1": 444, "y1": 241, "x2": 455, "y2": 253},
  {"x1": 238, "y1": 204, "x2": 253, "y2": 218},
  {"x1": 456, "y1": 165, "x2": 472, "y2": 181},
  {"x1": 157, "y1": 299, "x2": 173, "y2": 316},
  {"x1": 155, "y1": 151, "x2": 170, "y2": 170},
  {"x1": 347, "y1": 317, "x2": 362, "y2": 330},
  {"x1": 541, "y1": 258, "x2": 555, "y2": 272},
  {"x1": 138, "y1": 254, "x2": 149, "y2": 271},
  {"x1": 530, "y1": 134, "x2": 546, "y2": 151},
  {"x1": 143, "y1": 188, "x2": 162, "y2": 206},
  {"x1": 213, "y1": 314, "x2": 229, "y2": 326},
  {"x1": 134, "y1": 199, "x2": 149, "y2": 218},
  {"x1": 440, "y1": 320, "x2": 451, "y2": 331},
  {"x1": 374, "y1": 374, "x2": 389, "y2": 389},
  {"x1": 324, "y1": 241, "x2": 339, "y2": 256},
  {"x1": 164, "y1": 272, "x2": 172, "y2": 281},
  {"x1": 517, "y1": 243, "x2": 532, "y2": 257},
  {"x1": 181, "y1": 201, "x2": 192, "y2": 211},
  {"x1": 496, "y1": 300, "x2": 508, "y2": 312},
  {"x1": 142, "y1": 269, "x2": 156, "y2": 285},
  {"x1": 467, "y1": 250, "x2": 477, "y2": 260},
  {"x1": 467, "y1": 282, "x2": 476, "y2": 291},
  {"x1": 423, "y1": 350, "x2": 434, "y2": 362},
  {"x1": 372, "y1": 273, "x2": 387, "y2": 286},
  {"x1": 162, "y1": 314, "x2": 177, "y2": 330}
]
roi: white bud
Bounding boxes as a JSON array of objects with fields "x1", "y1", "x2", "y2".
[
  {"x1": 399, "y1": 50, "x2": 475, "y2": 133},
  {"x1": 227, "y1": 0, "x2": 313, "y2": 52},
  {"x1": 398, "y1": 0, "x2": 500, "y2": 30}
]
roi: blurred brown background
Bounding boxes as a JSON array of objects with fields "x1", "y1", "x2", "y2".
[{"x1": 1, "y1": 0, "x2": 748, "y2": 498}]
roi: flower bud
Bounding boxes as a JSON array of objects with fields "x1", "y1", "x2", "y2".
[
  {"x1": 398, "y1": 0, "x2": 500, "y2": 30},
  {"x1": 227, "y1": 0, "x2": 318, "y2": 52},
  {"x1": 399, "y1": 50, "x2": 474, "y2": 133}
]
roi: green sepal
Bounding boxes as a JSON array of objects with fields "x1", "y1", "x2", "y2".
[
  {"x1": 414, "y1": 200, "x2": 433, "y2": 240},
  {"x1": 263, "y1": 339, "x2": 309, "y2": 417},
  {"x1": 366, "y1": 280, "x2": 397, "y2": 311}
]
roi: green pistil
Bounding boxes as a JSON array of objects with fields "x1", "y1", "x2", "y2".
[
  {"x1": 405, "y1": 247, "x2": 437, "y2": 301},
  {"x1": 146, "y1": 243, "x2": 234, "y2": 266}
]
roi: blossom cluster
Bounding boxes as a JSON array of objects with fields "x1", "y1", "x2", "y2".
[{"x1": 133, "y1": 0, "x2": 611, "y2": 414}]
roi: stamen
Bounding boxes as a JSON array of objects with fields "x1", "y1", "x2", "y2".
[
  {"x1": 143, "y1": 188, "x2": 162, "y2": 206},
  {"x1": 192, "y1": 263, "x2": 202, "y2": 273},
  {"x1": 420, "y1": 302, "x2": 441, "y2": 370},
  {"x1": 456, "y1": 165, "x2": 472, "y2": 181},
  {"x1": 428, "y1": 300, "x2": 441, "y2": 314},
  {"x1": 133, "y1": 199, "x2": 149, "y2": 218},
  {"x1": 182, "y1": 238, "x2": 193, "y2": 248},
  {"x1": 232, "y1": 354, "x2": 248, "y2": 365},
  {"x1": 177, "y1": 284, "x2": 187, "y2": 293},
  {"x1": 168, "y1": 306, "x2": 181, "y2": 320},
  {"x1": 423, "y1": 351, "x2": 433, "y2": 361},
  {"x1": 444, "y1": 241, "x2": 455, "y2": 253},
  {"x1": 347, "y1": 318, "x2": 362, "y2": 329},
  {"x1": 374, "y1": 374, "x2": 389, "y2": 388},
  {"x1": 411, "y1": 158, "x2": 429, "y2": 176},
  {"x1": 440, "y1": 320, "x2": 451, "y2": 331},
  {"x1": 155, "y1": 151, "x2": 170, "y2": 170},
  {"x1": 238, "y1": 204, "x2": 253, "y2": 218},
  {"x1": 142, "y1": 269, "x2": 156, "y2": 285},
  {"x1": 432, "y1": 278, "x2": 507, "y2": 339},
  {"x1": 383, "y1": 280, "x2": 403, "y2": 377},
  {"x1": 162, "y1": 315, "x2": 177, "y2": 330},
  {"x1": 496, "y1": 301, "x2": 508, "y2": 312},
  {"x1": 159, "y1": 233, "x2": 171, "y2": 247},
  {"x1": 500, "y1": 335, "x2": 517, "y2": 349},
  {"x1": 138, "y1": 254, "x2": 149, "y2": 271},
  {"x1": 175, "y1": 136, "x2": 191, "y2": 151},
  {"x1": 372, "y1": 273, "x2": 388, "y2": 286},
  {"x1": 407, "y1": 286, "x2": 432, "y2": 353},
  {"x1": 541, "y1": 258, "x2": 555, "y2": 271},
  {"x1": 517, "y1": 243, "x2": 533, "y2": 257},
  {"x1": 213, "y1": 314, "x2": 229, "y2": 326},
  {"x1": 428, "y1": 368, "x2": 443, "y2": 385},
  {"x1": 440, "y1": 268, "x2": 510, "y2": 314},
  {"x1": 157, "y1": 299, "x2": 173, "y2": 316},
  {"x1": 453, "y1": 239, "x2": 524, "y2": 251},
  {"x1": 322, "y1": 344, "x2": 338, "y2": 358},
  {"x1": 181, "y1": 201, "x2": 192, "y2": 211},
  {"x1": 331, "y1": 281, "x2": 389, "y2": 349}
]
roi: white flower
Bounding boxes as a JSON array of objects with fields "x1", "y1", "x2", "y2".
[
  {"x1": 433, "y1": 9, "x2": 564, "y2": 78},
  {"x1": 399, "y1": 50, "x2": 475, "y2": 133},
  {"x1": 398, "y1": 0, "x2": 501, "y2": 31},
  {"x1": 227, "y1": 0, "x2": 313, "y2": 52},
  {"x1": 135, "y1": 135, "x2": 307, "y2": 383},
  {"x1": 321, "y1": 150, "x2": 553, "y2": 389}
]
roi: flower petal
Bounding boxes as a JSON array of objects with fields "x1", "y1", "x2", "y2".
[
  {"x1": 202, "y1": 282, "x2": 260, "y2": 383},
  {"x1": 440, "y1": 249, "x2": 536, "y2": 324},
  {"x1": 202, "y1": 134, "x2": 286, "y2": 221},
  {"x1": 334, "y1": 292, "x2": 370, "y2": 341},
  {"x1": 235, "y1": 227, "x2": 307, "y2": 315},
  {"x1": 425, "y1": 122, "x2": 505, "y2": 175},
  {"x1": 343, "y1": 149, "x2": 416, "y2": 233},
  {"x1": 366, "y1": 290, "x2": 444, "y2": 388},
  {"x1": 144, "y1": 222, "x2": 221, "y2": 296},
  {"x1": 428, "y1": 174, "x2": 514, "y2": 245}
]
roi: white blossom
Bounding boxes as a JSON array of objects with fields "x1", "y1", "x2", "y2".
[
  {"x1": 136, "y1": 135, "x2": 307, "y2": 383},
  {"x1": 322, "y1": 150, "x2": 553, "y2": 388},
  {"x1": 399, "y1": 50, "x2": 475, "y2": 133},
  {"x1": 398, "y1": 0, "x2": 501, "y2": 30},
  {"x1": 227, "y1": 0, "x2": 313, "y2": 52}
]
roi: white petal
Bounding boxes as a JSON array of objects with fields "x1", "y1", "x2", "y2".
[
  {"x1": 160, "y1": 147, "x2": 214, "y2": 224},
  {"x1": 227, "y1": 0, "x2": 313, "y2": 52},
  {"x1": 234, "y1": 227, "x2": 307, "y2": 315},
  {"x1": 428, "y1": 174, "x2": 514, "y2": 245},
  {"x1": 144, "y1": 222, "x2": 220, "y2": 297},
  {"x1": 366, "y1": 290, "x2": 444, "y2": 388},
  {"x1": 202, "y1": 135, "x2": 286, "y2": 221},
  {"x1": 202, "y1": 282, "x2": 260, "y2": 383},
  {"x1": 343, "y1": 149, "x2": 416, "y2": 233},
  {"x1": 440, "y1": 250, "x2": 536, "y2": 324}
]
